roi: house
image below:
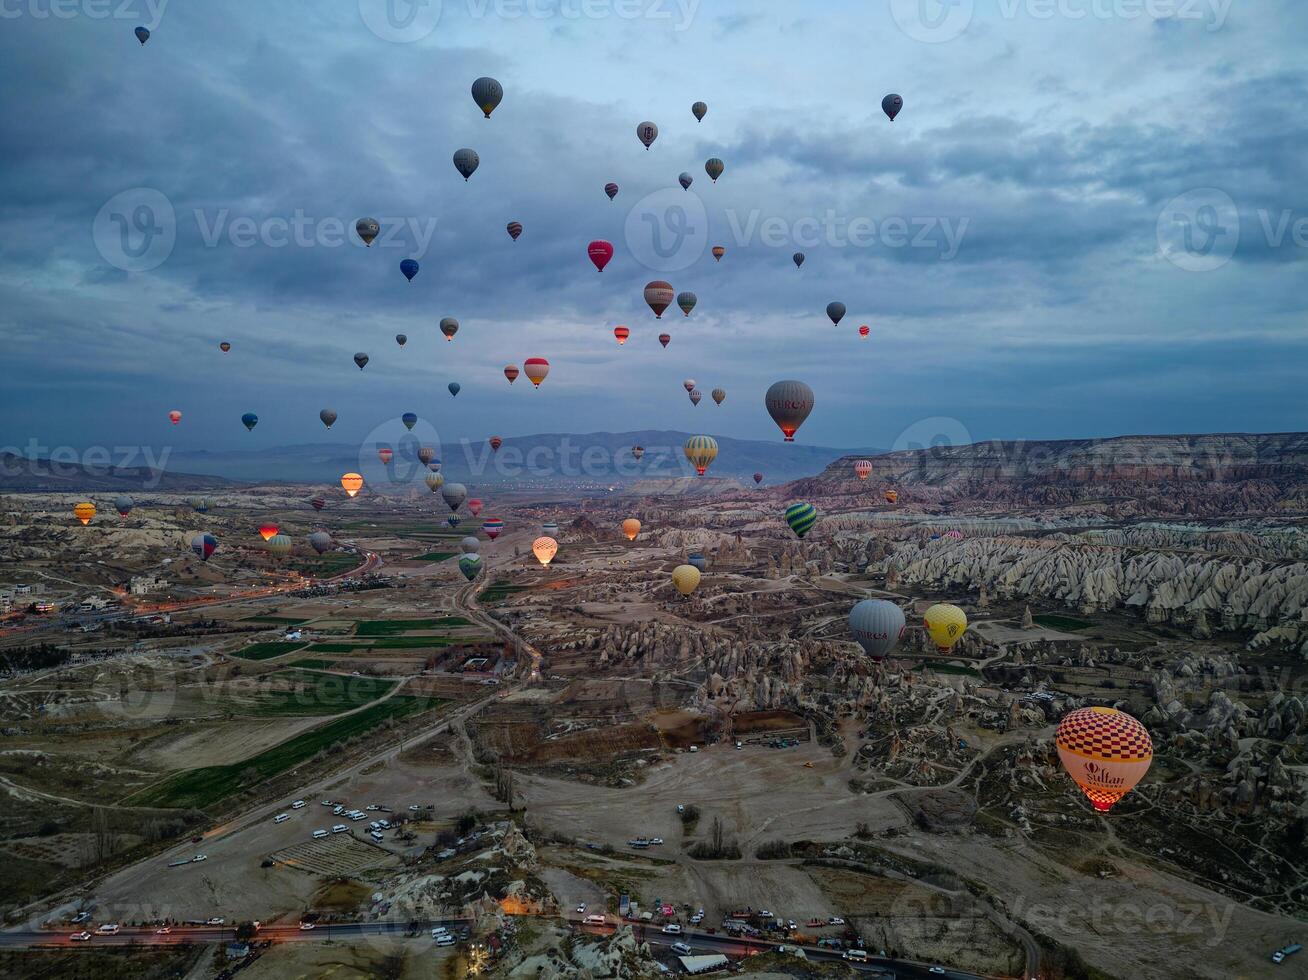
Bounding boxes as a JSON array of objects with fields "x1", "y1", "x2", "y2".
[
  {"x1": 225, "y1": 942, "x2": 250, "y2": 960},
  {"x1": 129, "y1": 575, "x2": 168, "y2": 596}
]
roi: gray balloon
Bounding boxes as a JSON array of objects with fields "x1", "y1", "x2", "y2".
[
  {"x1": 353, "y1": 352, "x2": 369, "y2": 370},
  {"x1": 849, "y1": 599, "x2": 906, "y2": 662},
  {"x1": 881, "y1": 93, "x2": 903, "y2": 121},
  {"x1": 460, "y1": 535, "x2": 481, "y2": 554},
  {"x1": 705, "y1": 158, "x2": 724, "y2": 182},
  {"x1": 826, "y1": 301, "x2": 846, "y2": 326},
  {"x1": 691, "y1": 101, "x2": 707, "y2": 122},
  {"x1": 453, "y1": 148, "x2": 480, "y2": 180},
  {"x1": 395, "y1": 333, "x2": 407, "y2": 346},
  {"x1": 792, "y1": 252, "x2": 805, "y2": 268},
  {"x1": 114, "y1": 494, "x2": 133, "y2": 516},
  {"x1": 441, "y1": 482, "x2": 468, "y2": 512},
  {"x1": 679, "y1": 172, "x2": 693, "y2": 190},
  {"x1": 319, "y1": 408, "x2": 337, "y2": 429},
  {"x1": 356, "y1": 217, "x2": 380, "y2": 246},
  {"x1": 636, "y1": 121, "x2": 658, "y2": 149},
  {"x1": 308, "y1": 531, "x2": 334, "y2": 554},
  {"x1": 471, "y1": 76, "x2": 503, "y2": 118}
]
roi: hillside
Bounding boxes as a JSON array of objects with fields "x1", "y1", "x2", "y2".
[{"x1": 0, "y1": 453, "x2": 246, "y2": 492}]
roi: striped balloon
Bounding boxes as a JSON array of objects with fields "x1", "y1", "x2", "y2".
[
  {"x1": 784, "y1": 502, "x2": 817, "y2": 538},
  {"x1": 482, "y1": 518, "x2": 504, "y2": 540},
  {"x1": 683, "y1": 435, "x2": 718, "y2": 476},
  {"x1": 1056, "y1": 707, "x2": 1153, "y2": 813},
  {"x1": 459, "y1": 553, "x2": 483, "y2": 581}
]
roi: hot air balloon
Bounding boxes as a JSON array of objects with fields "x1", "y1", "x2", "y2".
[
  {"x1": 683, "y1": 435, "x2": 718, "y2": 476},
  {"x1": 400, "y1": 258, "x2": 420, "y2": 282},
  {"x1": 309, "y1": 531, "x2": 333, "y2": 554},
  {"x1": 691, "y1": 101, "x2": 707, "y2": 121},
  {"x1": 542, "y1": 521, "x2": 560, "y2": 537},
  {"x1": 507, "y1": 221, "x2": 522, "y2": 241},
  {"x1": 190, "y1": 497, "x2": 210, "y2": 513},
  {"x1": 441, "y1": 483, "x2": 468, "y2": 512},
  {"x1": 135, "y1": 25, "x2": 150, "y2": 44},
  {"x1": 632, "y1": 446, "x2": 645, "y2": 460},
  {"x1": 310, "y1": 497, "x2": 326, "y2": 512},
  {"x1": 792, "y1": 252, "x2": 805, "y2": 268},
  {"x1": 265, "y1": 533, "x2": 293, "y2": 557},
  {"x1": 622, "y1": 518, "x2": 641, "y2": 541},
  {"x1": 711, "y1": 388, "x2": 725, "y2": 406},
  {"x1": 588, "y1": 240, "x2": 614, "y2": 272},
  {"x1": 459, "y1": 553, "x2": 483, "y2": 581},
  {"x1": 219, "y1": 342, "x2": 231, "y2": 352},
  {"x1": 482, "y1": 518, "x2": 504, "y2": 540},
  {"x1": 448, "y1": 382, "x2": 461, "y2": 397},
  {"x1": 1056, "y1": 707, "x2": 1153, "y2": 813},
  {"x1": 785, "y1": 502, "x2": 818, "y2": 538},
  {"x1": 859, "y1": 325, "x2": 870, "y2": 338},
  {"x1": 168, "y1": 410, "x2": 182, "y2": 425},
  {"x1": 848, "y1": 599, "x2": 906, "y2": 662},
  {"x1": 683, "y1": 379, "x2": 697, "y2": 392},
  {"x1": 688, "y1": 552, "x2": 708, "y2": 573},
  {"x1": 677, "y1": 292, "x2": 697, "y2": 316},
  {"x1": 882, "y1": 93, "x2": 903, "y2": 122},
  {"x1": 765, "y1": 380, "x2": 814, "y2": 442},
  {"x1": 644, "y1": 281, "x2": 674, "y2": 318},
  {"x1": 402, "y1": 413, "x2": 417, "y2": 431},
  {"x1": 753, "y1": 472, "x2": 763, "y2": 485},
  {"x1": 944, "y1": 530, "x2": 964, "y2": 540},
  {"x1": 854, "y1": 460, "x2": 872, "y2": 480},
  {"x1": 354, "y1": 353, "x2": 369, "y2": 370},
  {"x1": 446, "y1": 515, "x2": 461, "y2": 528},
  {"x1": 614, "y1": 326, "x2": 630, "y2": 346},
  {"x1": 604, "y1": 182, "x2": 619, "y2": 200},
  {"x1": 440, "y1": 317, "x2": 459, "y2": 342},
  {"x1": 319, "y1": 409, "x2": 337, "y2": 429},
  {"x1": 241, "y1": 412, "x2": 258, "y2": 432},
  {"x1": 460, "y1": 535, "x2": 481, "y2": 554},
  {"x1": 73, "y1": 502, "x2": 96, "y2": 525},
  {"x1": 532, "y1": 536, "x2": 558, "y2": 565},
  {"x1": 636, "y1": 121, "x2": 658, "y2": 149},
  {"x1": 396, "y1": 333, "x2": 407, "y2": 347},
  {"x1": 524, "y1": 358, "x2": 550, "y2": 388},
  {"x1": 356, "y1": 217, "x2": 380, "y2": 246},
  {"x1": 114, "y1": 495, "x2": 133, "y2": 517},
  {"x1": 489, "y1": 437, "x2": 502, "y2": 452},
  {"x1": 341, "y1": 473, "x2": 364, "y2": 498},
  {"x1": 826, "y1": 301, "x2": 846, "y2": 326},
  {"x1": 712, "y1": 246, "x2": 725, "y2": 261},
  {"x1": 884, "y1": 490, "x2": 898, "y2": 504},
  {"x1": 258, "y1": 524, "x2": 279, "y2": 542},
  {"x1": 658, "y1": 333, "x2": 671, "y2": 348},
  {"x1": 425, "y1": 472, "x2": 445, "y2": 493},
  {"x1": 688, "y1": 388, "x2": 702, "y2": 406},
  {"x1": 471, "y1": 76, "x2": 503, "y2": 118},
  {"x1": 705, "y1": 158, "x2": 724, "y2": 182},
  {"x1": 378, "y1": 447, "x2": 394, "y2": 465},
  {"x1": 468, "y1": 499, "x2": 483, "y2": 518},
  {"x1": 672, "y1": 564, "x2": 701, "y2": 596},
  {"x1": 679, "y1": 172, "x2": 693, "y2": 191},
  {"x1": 418, "y1": 447, "x2": 435, "y2": 465},
  {"x1": 923, "y1": 603, "x2": 967, "y2": 651},
  {"x1": 453, "y1": 148, "x2": 480, "y2": 180},
  {"x1": 191, "y1": 532, "x2": 218, "y2": 561},
  {"x1": 504, "y1": 365, "x2": 519, "y2": 384}
]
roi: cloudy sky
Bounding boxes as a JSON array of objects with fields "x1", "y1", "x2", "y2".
[{"x1": 0, "y1": 0, "x2": 1303, "y2": 460}]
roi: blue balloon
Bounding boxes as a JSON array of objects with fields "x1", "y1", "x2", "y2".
[
  {"x1": 240, "y1": 412, "x2": 258, "y2": 431},
  {"x1": 400, "y1": 259, "x2": 420, "y2": 282},
  {"x1": 448, "y1": 382, "x2": 461, "y2": 397},
  {"x1": 446, "y1": 515, "x2": 460, "y2": 528},
  {"x1": 134, "y1": 26, "x2": 150, "y2": 44},
  {"x1": 402, "y1": 412, "x2": 418, "y2": 431}
]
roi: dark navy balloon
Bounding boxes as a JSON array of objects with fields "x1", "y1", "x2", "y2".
[
  {"x1": 448, "y1": 382, "x2": 461, "y2": 397},
  {"x1": 241, "y1": 412, "x2": 258, "y2": 431},
  {"x1": 400, "y1": 259, "x2": 419, "y2": 282},
  {"x1": 402, "y1": 412, "x2": 418, "y2": 430},
  {"x1": 135, "y1": 26, "x2": 150, "y2": 44}
]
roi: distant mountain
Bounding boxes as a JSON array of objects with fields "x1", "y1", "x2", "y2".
[
  {"x1": 0, "y1": 453, "x2": 245, "y2": 492},
  {"x1": 165, "y1": 431, "x2": 880, "y2": 487}
]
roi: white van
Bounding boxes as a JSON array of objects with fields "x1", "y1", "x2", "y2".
[
  {"x1": 370, "y1": 831, "x2": 384, "y2": 842},
  {"x1": 291, "y1": 800, "x2": 306, "y2": 809},
  {"x1": 331, "y1": 824, "x2": 348, "y2": 833},
  {"x1": 436, "y1": 933, "x2": 457, "y2": 947},
  {"x1": 96, "y1": 924, "x2": 120, "y2": 935},
  {"x1": 312, "y1": 829, "x2": 328, "y2": 839},
  {"x1": 273, "y1": 813, "x2": 289, "y2": 824},
  {"x1": 584, "y1": 914, "x2": 607, "y2": 925}
]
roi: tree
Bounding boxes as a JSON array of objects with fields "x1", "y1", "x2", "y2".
[{"x1": 234, "y1": 920, "x2": 258, "y2": 942}]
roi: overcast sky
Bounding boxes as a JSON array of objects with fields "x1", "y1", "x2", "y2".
[{"x1": 0, "y1": 0, "x2": 1304, "y2": 460}]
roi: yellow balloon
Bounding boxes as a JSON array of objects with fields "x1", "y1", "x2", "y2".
[
  {"x1": 923, "y1": 603, "x2": 967, "y2": 650},
  {"x1": 341, "y1": 472, "x2": 364, "y2": 498},
  {"x1": 73, "y1": 502, "x2": 96, "y2": 525},
  {"x1": 671, "y1": 564, "x2": 701, "y2": 596},
  {"x1": 532, "y1": 536, "x2": 558, "y2": 565},
  {"x1": 683, "y1": 435, "x2": 718, "y2": 476},
  {"x1": 622, "y1": 518, "x2": 641, "y2": 541}
]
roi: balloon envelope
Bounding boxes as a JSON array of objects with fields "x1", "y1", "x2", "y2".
[
  {"x1": 658, "y1": 333, "x2": 671, "y2": 348},
  {"x1": 1056, "y1": 707, "x2": 1153, "y2": 812},
  {"x1": 190, "y1": 532, "x2": 217, "y2": 561},
  {"x1": 792, "y1": 252, "x2": 805, "y2": 268},
  {"x1": 400, "y1": 258, "x2": 419, "y2": 281},
  {"x1": 396, "y1": 334, "x2": 407, "y2": 346},
  {"x1": 219, "y1": 342, "x2": 231, "y2": 352},
  {"x1": 688, "y1": 552, "x2": 708, "y2": 573},
  {"x1": 614, "y1": 326, "x2": 630, "y2": 345},
  {"x1": 533, "y1": 536, "x2": 558, "y2": 565},
  {"x1": 644, "y1": 281, "x2": 674, "y2": 318},
  {"x1": 310, "y1": 497, "x2": 326, "y2": 512},
  {"x1": 679, "y1": 172, "x2": 693, "y2": 190},
  {"x1": 689, "y1": 389, "x2": 702, "y2": 406},
  {"x1": 923, "y1": 603, "x2": 968, "y2": 650},
  {"x1": 753, "y1": 472, "x2": 763, "y2": 485},
  {"x1": 482, "y1": 518, "x2": 504, "y2": 539},
  {"x1": 471, "y1": 76, "x2": 503, "y2": 118},
  {"x1": 441, "y1": 483, "x2": 468, "y2": 511},
  {"x1": 826, "y1": 301, "x2": 846, "y2": 326},
  {"x1": 859, "y1": 325, "x2": 870, "y2": 338},
  {"x1": 683, "y1": 435, "x2": 718, "y2": 476},
  {"x1": 402, "y1": 413, "x2": 417, "y2": 430},
  {"x1": 425, "y1": 472, "x2": 445, "y2": 493},
  {"x1": 785, "y1": 502, "x2": 818, "y2": 538},
  {"x1": 636, "y1": 121, "x2": 658, "y2": 149},
  {"x1": 691, "y1": 101, "x2": 707, "y2": 121},
  {"x1": 459, "y1": 553, "x2": 483, "y2": 581},
  {"x1": 588, "y1": 240, "x2": 614, "y2": 272},
  {"x1": 854, "y1": 460, "x2": 873, "y2": 480},
  {"x1": 114, "y1": 495, "x2": 133, "y2": 517},
  {"x1": 504, "y1": 365, "x2": 519, "y2": 383},
  {"x1": 882, "y1": 93, "x2": 903, "y2": 121},
  {"x1": 241, "y1": 412, "x2": 258, "y2": 431},
  {"x1": 73, "y1": 502, "x2": 96, "y2": 525},
  {"x1": 848, "y1": 600, "x2": 906, "y2": 661},
  {"x1": 258, "y1": 524, "x2": 279, "y2": 542},
  {"x1": 319, "y1": 409, "x2": 337, "y2": 429},
  {"x1": 677, "y1": 292, "x2": 697, "y2": 316},
  {"x1": 448, "y1": 382, "x2": 461, "y2": 397},
  {"x1": 765, "y1": 380, "x2": 815, "y2": 442},
  {"x1": 705, "y1": 158, "x2": 724, "y2": 182},
  {"x1": 460, "y1": 535, "x2": 481, "y2": 554},
  {"x1": 506, "y1": 221, "x2": 522, "y2": 241},
  {"x1": 341, "y1": 473, "x2": 364, "y2": 498},
  {"x1": 356, "y1": 217, "x2": 380, "y2": 246},
  {"x1": 453, "y1": 148, "x2": 480, "y2": 180},
  {"x1": 524, "y1": 358, "x2": 550, "y2": 387},
  {"x1": 711, "y1": 388, "x2": 725, "y2": 406},
  {"x1": 354, "y1": 353, "x2": 369, "y2": 370},
  {"x1": 604, "y1": 182, "x2": 619, "y2": 200},
  {"x1": 671, "y1": 564, "x2": 701, "y2": 596},
  {"x1": 265, "y1": 533, "x2": 293, "y2": 557},
  {"x1": 308, "y1": 531, "x2": 334, "y2": 554},
  {"x1": 135, "y1": 26, "x2": 150, "y2": 44},
  {"x1": 712, "y1": 246, "x2": 725, "y2": 261},
  {"x1": 440, "y1": 317, "x2": 459, "y2": 341},
  {"x1": 622, "y1": 518, "x2": 641, "y2": 541}
]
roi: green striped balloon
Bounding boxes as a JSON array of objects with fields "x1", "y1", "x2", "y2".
[{"x1": 785, "y1": 502, "x2": 818, "y2": 538}]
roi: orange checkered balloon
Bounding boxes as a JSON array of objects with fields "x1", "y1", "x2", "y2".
[{"x1": 1056, "y1": 707, "x2": 1152, "y2": 813}]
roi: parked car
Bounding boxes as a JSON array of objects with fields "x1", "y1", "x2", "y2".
[
  {"x1": 312, "y1": 829, "x2": 328, "y2": 839},
  {"x1": 650, "y1": 837, "x2": 664, "y2": 845},
  {"x1": 843, "y1": 949, "x2": 868, "y2": 962},
  {"x1": 207, "y1": 918, "x2": 224, "y2": 926},
  {"x1": 576, "y1": 904, "x2": 586, "y2": 914},
  {"x1": 671, "y1": 942, "x2": 692, "y2": 955},
  {"x1": 192, "y1": 854, "x2": 207, "y2": 862},
  {"x1": 95, "y1": 924, "x2": 120, "y2": 935},
  {"x1": 436, "y1": 933, "x2": 456, "y2": 947},
  {"x1": 827, "y1": 917, "x2": 845, "y2": 925},
  {"x1": 70, "y1": 931, "x2": 92, "y2": 942},
  {"x1": 661, "y1": 924, "x2": 682, "y2": 935},
  {"x1": 299, "y1": 922, "x2": 315, "y2": 931},
  {"x1": 929, "y1": 969, "x2": 946, "y2": 976},
  {"x1": 331, "y1": 824, "x2": 348, "y2": 833},
  {"x1": 291, "y1": 800, "x2": 306, "y2": 809}
]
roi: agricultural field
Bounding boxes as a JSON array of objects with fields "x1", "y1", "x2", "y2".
[{"x1": 234, "y1": 640, "x2": 308, "y2": 660}]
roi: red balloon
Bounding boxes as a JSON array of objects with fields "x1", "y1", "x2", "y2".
[
  {"x1": 504, "y1": 365, "x2": 519, "y2": 384},
  {"x1": 658, "y1": 333, "x2": 671, "y2": 348},
  {"x1": 614, "y1": 326, "x2": 630, "y2": 346},
  {"x1": 489, "y1": 436, "x2": 503, "y2": 451},
  {"x1": 588, "y1": 240, "x2": 614, "y2": 272},
  {"x1": 859, "y1": 325, "x2": 870, "y2": 338}
]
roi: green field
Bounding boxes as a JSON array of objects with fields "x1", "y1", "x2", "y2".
[
  {"x1": 414, "y1": 551, "x2": 458, "y2": 562},
  {"x1": 233, "y1": 641, "x2": 307, "y2": 661},
  {"x1": 288, "y1": 658, "x2": 335, "y2": 670},
  {"x1": 1033, "y1": 613, "x2": 1094, "y2": 631},
  {"x1": 128, "y1": 695, "x2": 446, "y2": 810},
  {"x1": 307, "y1": 636, "x2": 468, "y2": 653},
  {"x1": 478, "y1": 580, "x2": 526, "y2": 603},
  {"x1": 242, "y1": 669, "x2": 396, "y2": 716},
  {"x1": 355, "y1": 617, "x2": 471, "y2": 636},
  {"x1": 241, "y1": 616, "x2": 308, "y2": 625}
]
